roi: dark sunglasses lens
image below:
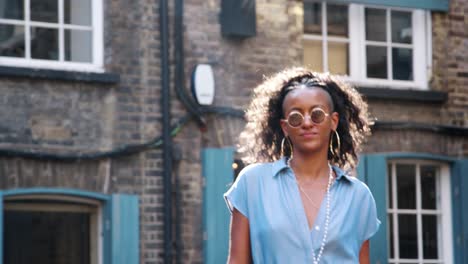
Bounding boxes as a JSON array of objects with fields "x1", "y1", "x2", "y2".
[
  {"x1": 311, "y1": 109, "x2": 326, "y2": 123},
  {"x1": 288, "y1": 112, "x2": 303, "y2": 127}
]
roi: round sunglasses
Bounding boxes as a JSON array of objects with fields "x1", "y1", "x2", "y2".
[{"x1": 282, "y1": 107, "x2": 330, "y2": 128}]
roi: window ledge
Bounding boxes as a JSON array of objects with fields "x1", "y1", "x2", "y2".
[
  {"x1": 0, "y1": 66, "x2": 120, "y2": 84},
  {"x1": 357, "y1": 87, "x2": 448, "y2": 104}
]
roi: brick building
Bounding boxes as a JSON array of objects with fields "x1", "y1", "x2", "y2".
[{"x1": 0, "y1": 0, "x2": 467, "y2": 264}]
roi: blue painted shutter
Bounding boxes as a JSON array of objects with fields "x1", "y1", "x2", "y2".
[
  {"x1": 0, "y1": 192, "x2": 3, "y2": 264},
  {"x1": 451, "y1": 159, "x2": 468, "y2": 264},
  {"x1": 356, "y1": 155, "x2": 367, "y2": 182},
  {"x1": 328, "y1": 0, "x2": 449, "y2": 11},
  {"x1": 202, "y1": 147, "x2": 234, "y2": 264},
  {"x1": 362, "y1": 154, "x2": 388, "y2": 264},
  {"x1": 110, "y1": 194, "x2": 139, "y2": 264}
]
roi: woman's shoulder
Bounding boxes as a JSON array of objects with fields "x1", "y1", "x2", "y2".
[
  {"x1": 236, "y1": 161, "x2": 278, "y2": 182},
  {"x1": 334, "y1": 166, "x2": 374, "y2": 198}
]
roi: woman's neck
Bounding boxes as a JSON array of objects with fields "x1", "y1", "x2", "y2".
[{"x1": 289, "y1": 150, "x2": 330, "y2": 181}]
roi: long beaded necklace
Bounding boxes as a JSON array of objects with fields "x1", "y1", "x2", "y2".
[{"x1": 287, "y1": 158, "x2": 334, "y2": 264}]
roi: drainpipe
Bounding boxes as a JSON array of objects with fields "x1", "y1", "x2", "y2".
[
  {"x1": 174, "y1": 0, "x2": 206, "y2": 129},
  {"x1": 159, "y1": 0, "x2": 173, "y2": 263}
]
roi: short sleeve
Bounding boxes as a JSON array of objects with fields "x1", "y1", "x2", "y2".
[
  {"x1": 224, "y1": 169, "x2": 249, "y2": 218},
  {"x1": 358, "y1": 185, "x2": 381, "y2": 245}
]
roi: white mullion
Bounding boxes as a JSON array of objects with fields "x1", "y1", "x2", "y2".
[
  {"x1": 93, "y1": 0, "x2": 104, "y2": 67},
  {"x1": 27, "y1": 21, "x2": 60, "y2": 28},
  {"x1": 0, "y1": 19, "x2": 26, "y2": 25},
  {"x1": 326, "y1": 36, "x2": 348, "y2": 43},
  {"x1": 303, "y1": 34, "x2": 323, "y2": 41},
  {"x1": 388, "y1": 42, "x2": 413, "y2": 49},
  {"x1": 388, "y1": 209, "x2": 440, "y2": 215},
  {"x1": 62, "y1": 24, "x2": 93, "y2": 31},
  {"x1": 440, "y1": 165, "x2": 453, "y2": 264},
  {"x1": 25, "y1": 0, "x2": 31, "y2": 59},
  {"x1": 425, "y1": 10, "x2": 432, "y2": 84},
  {"x1": 392, "y1": 163, "x2": 399, "y2": 261},
  {"x1": 348, "y1": 4, "x2": 362, "y2": 79},
  {"x1": 322, "y1": 3, "x2": 328, "y2": 72},
  {"x1": 58, "y1": 0, "x2": 64, "y2": 62},
  {"x1": 386, "y1": 9, "x2": 392, "y2": 81},
  {"x1": 416, "y1": 164, "x2": 423, "y2": 263},
  {"x1": 365, "y1": 41, "x2": 388, "y2": 47},
  {"x1": 413, "y1": 9, "x2": 427, "y2": 88}
]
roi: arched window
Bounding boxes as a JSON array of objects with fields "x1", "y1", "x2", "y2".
[{"x1": 0, "y1": 188, "x2": 139, "y2": 264}]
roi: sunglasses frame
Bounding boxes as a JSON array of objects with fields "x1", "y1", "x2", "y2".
[{"x1": 282, "y1": 107, "x2": 330, "y2": 128}]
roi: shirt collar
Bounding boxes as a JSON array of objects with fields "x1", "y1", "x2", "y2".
[{"x1": 272, "y1": 157, "x2": 352, "y2": 182}]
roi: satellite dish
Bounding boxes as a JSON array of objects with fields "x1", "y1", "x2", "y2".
[{"x1": 191, "y1": 64, "x2": 215, "y2": 105}]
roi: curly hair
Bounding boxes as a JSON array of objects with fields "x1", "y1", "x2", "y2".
[{"x1": 238, "y1": 67, "x2": 372, "y2": 170}]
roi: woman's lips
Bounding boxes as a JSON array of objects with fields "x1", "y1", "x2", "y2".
[{"x1": 300, "y1": 132, "x2": 318, "y2": 138}]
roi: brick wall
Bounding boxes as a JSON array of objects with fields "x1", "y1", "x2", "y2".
[
  {"x1": 0, "y1": 0, "x2": 467, "y2": 264},
  {"x1": 432, "y1": 0, "x2": 468, "y2": 128}
]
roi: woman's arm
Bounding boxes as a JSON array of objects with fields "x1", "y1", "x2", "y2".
[
  {"x1": 227, "y1": 208, "x2": 252, "y2": 264},
  {"x1": 359, "y1": 240, "x2": 370, "y2": 264}
]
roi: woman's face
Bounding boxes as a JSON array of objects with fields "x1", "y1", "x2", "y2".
[{"x1": 280, "y1": 87, "x2": 339, "y2": 156}]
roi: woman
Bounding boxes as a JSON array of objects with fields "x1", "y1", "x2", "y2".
[{"x1": 224, "y1": 68, "x2": 380, "y2": 263}]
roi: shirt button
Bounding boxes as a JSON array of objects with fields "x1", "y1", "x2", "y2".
[{"x1": 315, "y1": 225, "x2": 320, "y2": 231}]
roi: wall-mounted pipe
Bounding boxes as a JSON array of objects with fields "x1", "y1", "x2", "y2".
[{"x1": 159, "y1": 0, "x2": 173, "y2": 263}]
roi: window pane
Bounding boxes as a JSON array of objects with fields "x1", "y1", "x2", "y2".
[
  {"x1": 64, "y1": 0, "x2": 92, "y2": 26},
  {"x1": 392, "y1": 11, "x2": 412, "y2": 44},
  {"x1": 328, "y1": 42, "x2": 348, "y2": 75},
  {"x1": 423, "y1": 215, "x2": 438, "y2": 259},
  {"x1": 65, "y1": 29, "x2": 92, "y2": 62},
  {"x1": 365, "y1": 8, "x2": 386, "y2": 41},
  {"x1": 0, "y1": 0, "x2": 24, "y2": 19},
  {"x1": 366, "y1": 46, "x2": 387, "y2": 79},
  {"x1": 304, "y1": 2, "x2": 321, "y2": 34},
  {"x1": 392, "y1": 48, "x2": 413, "y2": 80},
  {"x1": 31, "y1": 27, "x2": 58, "y2": 60},
  {"x1": 397, "y1": 164, "x2": 416, "y2": 209},
  {"x1": 4, "y1": 210, "x2": 90, "y2": 264},
  {"x1": 421, "y1": 165, "x2": 437, "y2": 210},
  {"x1": 303, "y1": 39, "x2": 323, "y2": 71},
  {"x1": 31, "y1": 0, "x2": 58, "y2": 23},
  {"x1": 399, "y1": 214, "x2": 418, "y2": 259},
  {"x1": 388, "y1": 214, "x2": 394, "y2": 258},
  {"x1": 0, "y1": 24, "x2": 25, "y2": 57},
  {"x1": 327, "y1": 4, "x2": 348, "y2": 37}
]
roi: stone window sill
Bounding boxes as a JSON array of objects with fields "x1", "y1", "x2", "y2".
[
  {"x1": 357, "y1": 87, "x2": 448, "y2": 104},
  {"x1": 0, "y1": 66, "x2": 120, "y2": 84}
]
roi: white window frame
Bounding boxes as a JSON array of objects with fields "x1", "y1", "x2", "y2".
[
  {"x1": 0, "y1": 0, "x2": 104, "y2": 72},
  {"x1": 303, "y1": 1, "x2": 430, "y2": 90},
  {"x1": 387, "y1": 160, "x2": 453, "y2": 264},
  {"x1": 4, "y1": 194, "x2": 103, "y2": 264}
]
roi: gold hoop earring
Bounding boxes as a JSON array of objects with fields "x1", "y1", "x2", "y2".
[
  {"x1": 329, "y1": 130, "x2": 341, "y2": 157},
  {"x1": 281, "y1": 137, "x2": 294, "y2": 159}
]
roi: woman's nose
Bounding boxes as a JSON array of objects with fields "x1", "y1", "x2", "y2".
[{"x1": 302, "y1": 115, "x2": 314, "y2": 127}]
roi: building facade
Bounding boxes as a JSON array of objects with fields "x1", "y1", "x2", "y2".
[{"x1": 0, "y1": 0, "x2": 466, "y2": 264}]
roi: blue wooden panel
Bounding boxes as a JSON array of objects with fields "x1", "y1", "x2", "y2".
[
  {"x1": 364, "y1": 154, "x2": 388, "y2": 264},
  {"x1": 356, "y1": 155, "x2": 367, "y2": 182},
  {"x1": 0, "y1": 192, "x2": 3, "y2": 264},
  {"x1": 202, "y1": 147, "x2": 234, "y2": 264},
  {"x1": 329, "y1": 0, "x2": 449, "y2": 11},
  {"x1": 110, "y1": 194, "x2": 139, "y2": 264},
  {"x1": 451, "y1": 159, "x2": 468, "y2": 264}
]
